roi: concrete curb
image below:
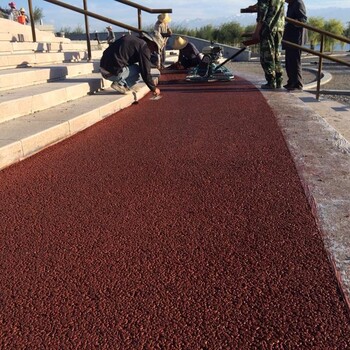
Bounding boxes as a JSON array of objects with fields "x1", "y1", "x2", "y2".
[
  {"x1": 303, "y1": 67, "x2": 333, "y2": 90},
  {"x1": 267, "y1": 90, "x2": 350, "y2": 315}
]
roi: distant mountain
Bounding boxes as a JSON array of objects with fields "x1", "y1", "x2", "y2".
[{"x1": 172, "y1": 7, "x2": 350, "y2": 29}]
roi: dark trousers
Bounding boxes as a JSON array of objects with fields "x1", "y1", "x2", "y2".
[
  {"x1": 180, "y1": 56, "x2": 201, "y2": 69},
  {"x1": 285, "y1": 47, "x2": 303, "y2": 88}
]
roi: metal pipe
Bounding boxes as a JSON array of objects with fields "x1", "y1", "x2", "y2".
[
  {"x1": 137, "y1": 8, "x2": 141, "y2": 31},
  {"x1": 27, "y1": 0, "x2": 36, "y2": 42},
  {"x1": 43, "y1": 0, "x2": 141, "y2": 33},
  {"x1": 114, "y1": 0, "x2": 172, "y2": 14},
  {"x1": 316, "y1": 35, "x2": 324, "y2": 101},
  {"x1": 83, "y1": 0, "x2": 91, "y2": 61},
  {"x1": 281, "y1": 41, "x2": 350, "y2": 67},
  {"x1": 214, "y1": 47, "x2": 247, "y2": 71},
  {"x1": 286, "y1": 17, "x2": 350, "y2": 44}
]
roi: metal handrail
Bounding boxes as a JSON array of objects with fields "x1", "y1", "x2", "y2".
[
  {"x1": 114, "y1": 0, "x2": 172, "y2": 30},
  {"x1": 283, "y1": 41, "x2": 350, "y2": 66},
  {"x1": 115, "y1": 0, "x2": 172, "y2": 13},
  {"x1": 283, "y1": 17, "x2": 350, "y2": 100},
  {"x1": 27, "y1": 0, "x2": 172, "y2": 60},
  {"x1": 240, "y1": 7, "x2": 350, "y2": 100},
  {"x1": 286, "y1": 17, "x2": 350, "y2": 44}
]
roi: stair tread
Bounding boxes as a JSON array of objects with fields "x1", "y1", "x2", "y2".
[
  {"x1": 0, "y1": 72, "x2": 103, "y2": 102},
  {"x1": 0, "y1": 82, "x2": 149, "y2": 143},
  {"x1": 0, "y1": 61, "x2": 99, "y2": 76}
]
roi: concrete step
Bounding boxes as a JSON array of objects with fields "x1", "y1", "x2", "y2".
[
  {"x1": 0, "y1": 22, "x2": 161, "y2": 171},
  {"x1": 0, "y1": 51, "x2": 90, "y2": 69},
  {"x1": 0, "y1": 72, "x2": 107, "y2": 123},
  {"x1": 0, "y1": 18, "x2": 71, "y2": 44},
  {"x1": 0, "y1": 79, "x2": 157, "y2": 171},
  {"x1": 0, "y1": 17, "x2": 162, "y2": 171},
  {"x1": 0, "y1": 49, "x2": 104, "y2": 69},
  {"x1": 0, "y1": 61, "x2": 100, "y2": 91},
  {"x1": 0, "y1": 41, "x2": 94, "y2": 54}
]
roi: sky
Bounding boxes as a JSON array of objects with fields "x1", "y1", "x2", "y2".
[{"x1": 7, "y1": 0, "x2": 350, "y2": 31}]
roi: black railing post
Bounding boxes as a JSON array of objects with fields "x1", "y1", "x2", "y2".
[
  {"x1": 28, "y1": 0, "x2": 36, "y2": 42},
  {"x1": 137, "y1": 8, "x2": 142, "y2": 31},
  {"x1": 316, "y1": 34, "x2": 324, "y2": 101},
  {"x1": 83, "y1": 0, "x2": 92, "y2": 61}
]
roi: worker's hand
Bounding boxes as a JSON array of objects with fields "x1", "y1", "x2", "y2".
[
  {"x1": 153, "y1": 88, "x2": 160, "y2": 96},
  {"x1": 252, "y1": 31, "x2": 260, "y2": 41}
]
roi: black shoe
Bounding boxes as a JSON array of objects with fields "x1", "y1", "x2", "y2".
[
  {"x1": 290, "y1": 87, "x2": 303, "y2": 91},
  {"x1": 284, "y1": 84, "x2": 303, "y2": 91},
  {"x1": 261, "y1": 83, "x2": 276, "y2": 90}
]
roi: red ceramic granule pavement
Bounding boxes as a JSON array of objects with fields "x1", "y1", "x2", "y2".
[{"x1": 0, "y1": 73, "x2": 349, "y2": 349}]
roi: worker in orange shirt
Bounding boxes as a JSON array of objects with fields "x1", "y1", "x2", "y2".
[{"x1": 17, "y1": 8, "x2": 29, "y2": 25}]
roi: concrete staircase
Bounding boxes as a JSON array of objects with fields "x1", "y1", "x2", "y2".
[{"x1": 0, "y1": 18, "x2": 159, "y2": 171}]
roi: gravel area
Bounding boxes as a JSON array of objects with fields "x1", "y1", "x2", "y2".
[{"x1": 228, "y1": 53, "x2": 350, "y2": 107}]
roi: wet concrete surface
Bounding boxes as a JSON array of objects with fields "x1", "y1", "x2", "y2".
[{"x1": 0, "y1": 73, "x2": 350, "y2": 348}]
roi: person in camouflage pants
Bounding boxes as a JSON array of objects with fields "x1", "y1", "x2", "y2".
[{"x1": 252, "y1": 0, "x2": 285, "y2": 89}]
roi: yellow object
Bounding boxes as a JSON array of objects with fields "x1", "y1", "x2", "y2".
[
  {"x1": 172, "y1": 36, "x2": 188, "y2": 50},
  {"x1": 157, "y1": 13, "x2": 171, "y2": 23}
]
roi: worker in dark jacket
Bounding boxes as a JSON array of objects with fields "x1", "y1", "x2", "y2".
[
  {"x1": 100, "y1": 31, "x2": 164, "y2": 96},
  {"x1": 282, "y1": 0, "x2": 307, "y2": 90},
  {"x1": 172, "y1": 36, "x2": 202, "y2": 69}
]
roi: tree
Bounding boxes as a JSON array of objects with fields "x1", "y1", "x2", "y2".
[
  {"x1": 168, "y1": 24, "x2": 194, "y2": 37},
  {"x1": 244, "y1": 24, "x2": 256, "y2": 36},
  {"x1": 0, "y1": 6, "x2": 9, "y2": 18},
  {"x1": 33, "y1": 7, "x2": 44, "y2": 24},
  {"x1": 195, "y1": 25, "x2": 215, "y2": 42},
  {"x1": 243, "y1": 24, "x2": 259, "y2": 53},
  {"x1": 72, "y1": 25, "x2": 84, "y2": 35},
  {"x1": 214, "y1": 21, "x2": 243, "y2": 45},
  {"x1": 343, "y1": 21, "x2": 350, "y2": 38},
  {"x1": 58, "y1": 25, "x2": 84, "y2": 35},
  {"x1": 307, "y1": 17, "x2": 324, "y2": 50},
  {"x1": 323, "y1": 19, "x2": 344, "y2": 52}
]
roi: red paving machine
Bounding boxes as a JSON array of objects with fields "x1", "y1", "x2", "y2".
[{"x1": 185, "y1": 45, "x2": 247, "y2": 82}]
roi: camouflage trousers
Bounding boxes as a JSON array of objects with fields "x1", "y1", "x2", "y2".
[{"x1": 259, "y1": 30, "x2": 283, "y2": 85}]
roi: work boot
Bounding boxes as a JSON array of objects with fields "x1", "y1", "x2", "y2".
[
  {"x1": 111, "y1": 82, "x2": 127, "y2": 94},
  {"x1": 260, "y1": 82, "x2": 276, "y2": 90},
  {"x1": 111, "y1": 81, "x2": 132, "y2": 95},
  {"x1": 283, "y1": 83, "x2": 303, "y2": 91}
]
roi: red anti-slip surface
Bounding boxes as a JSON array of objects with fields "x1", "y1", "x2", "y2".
[{"x1": 0, "y1": 74, "x2": 349, "y2": 349}]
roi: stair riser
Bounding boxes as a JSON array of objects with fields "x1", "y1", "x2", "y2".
[
  {"x1": 0, "y1": 51, "x2": 90, "y2": 69},
  {"x1": 0, "y1": 79, "x2": 103, "y2": 123},
  {"x1": 0, "y1": 63, "x2": 97, "y2": 91},
  {"x1": 0, "y1": 92, "x2": 142, "y2": 171}
]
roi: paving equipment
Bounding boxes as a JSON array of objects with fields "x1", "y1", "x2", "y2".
[{"x1": 185, "y1": 45, "x2": 247, "y2": 82}]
